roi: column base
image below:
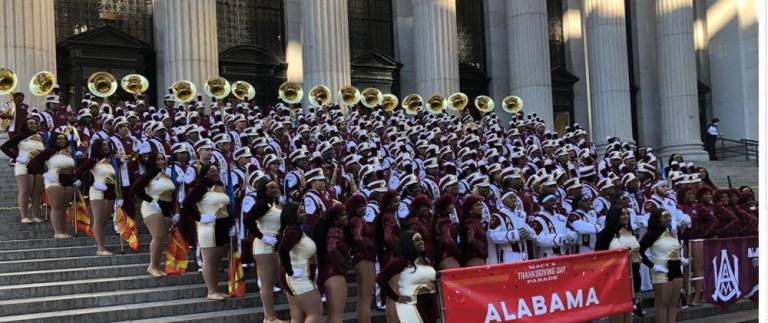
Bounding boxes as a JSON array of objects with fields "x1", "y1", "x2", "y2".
[{"x1": 658, "y1": 142, "x2": 710, "y2": 162}]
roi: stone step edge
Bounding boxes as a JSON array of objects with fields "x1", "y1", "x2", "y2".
[
  {"x1": 0, "y1": 262, "x2": 148, "y2": 278},
  {"x1": 0, "y1": 272, "x2": 205, "y2": 291}
]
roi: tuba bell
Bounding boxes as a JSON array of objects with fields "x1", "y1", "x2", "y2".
[
  {"x1": 171, "y1": 80, "x2": 197, "y2": 103},
  {"x1": 309, "y1": 85, "x2": 331, "y2": 107},
  {"x1": 447, "y1": 92, "x2": 468, "y2": 111},
  {"x1": 120, "y1": 74, "x2": 149, "y2": 97},
  {"x1": 381, "y1": 94, "x2": 399, "y2": 113},
  {"x1": 232, "y1": 80, "x2": 255, "y2": 101},
  {"x1": 474, "y1": 95, "x2": 495, "y2": 114},
  {"x1": 401, "y1": 93, "x2": 423, "y2": 115},
  {"x1": 426, "y1": 94, "x2": 446, "y2": 114},
  {"x1": 29, "y1": 71, "x2": 56, "y2": 97},
  {"x1": 87, "y1": 72, "x2": 118, "y2": 98},
  {"x1": 279, "y1": 81, "x2": 303, "y2": 104},
  {"x1": 361, "y1": 87, "x2": 383, "y2": 108},
  {"x1": 204, "y1": 77, "x2": 231, "y2": 100},
  {"x1": 0, "y1": 68, "x2": 17, "y2": 96},
  {"x1": 502, "y1": 95, "x2": 523, "y2": 114},
  {"x1": 337, "y1": 86, "x2": 361, "y2": 106}
]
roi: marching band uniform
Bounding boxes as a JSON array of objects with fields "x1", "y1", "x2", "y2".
[
  {"x1": 486, "y1": 199, "x2": 531, "y2": 264},
  {"x1": 530, "y1": 195, "x2": 576, "y2": 258},
  {"x1": 1, "y1": 132, "x2": 45, "y2": 175},
  {"x1": 183, "y1": 179, "x2": 232, "y2": 248},
  {"x1": 377, "y1": 257, "x2": 438, "y2": 323},
  {"x1": 278, "y1": 224, "x2": 318, "y2": 296}
]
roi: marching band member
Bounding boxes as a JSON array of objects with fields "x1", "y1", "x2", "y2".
[
  {"x1": 131, "y1": 152, "x2": 175, "y2": 276},
  {"x1": 29, "y1": 131, "x2": 76, "y2": 238},
  {"x1": 596, "y1": 206, "x2": 643, "y2": 320},
  {"x1": 460, "y1": 194, "x2": 488, "y2": 266},
  {"x1": 487, "y1": 190, "x2": 532, "y2": 264},
  {"x1": 530, "y1": 193, "x2": 577, "y2": 258},
  {"x1": 1, "y1": 115, "x2": 45, "y2": 223},
  {"x1": 302, "y1": 168, "x2": 330, "y2": 235},
  {"x1": 314, "y1": 204, "x2": 349, "y2": 323},
  {"x1": 74, "y1": 139, "x2": 116, "y2": 255},
  {"x1": 183, "y1": 163, "x2": 233, "y2": 300},
  {"x1": 433, "y1": 194, "x2": 461, "y2": 269},
  {"x1": 278, "y1": 202, "x2": 322, "y2": 323},
  {"x1": 348, "y1": 191, "x2": 376, "y2": 323},
  {"x1": 567, "y1": 194, "x2": 601, "y2": 254},
  {"x1": 640, "y1": 209, "x2": 685, "y2": 323}
]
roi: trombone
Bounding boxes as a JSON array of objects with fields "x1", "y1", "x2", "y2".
[
  {"x1": 204, "y1": 77, "x2": 231, "y2": 100},
  {"x1": 361, "y1": 88, "x2": 382, "y2": 109},
  {"x1": 279, "y1": 81, "x2": 303, "y2": 104},
  {"x1": 232, "y1": 80, "x2": 255, "y2": 101},
  {"x1": 309, "y1": 85, "x2": 331, "y2": 107}
]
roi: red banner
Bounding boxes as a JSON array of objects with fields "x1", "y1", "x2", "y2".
[
  {"x1": 702, "y1": 236, "x2": 759, "y2": 308},
  {"x1": 439, "y1": 249, "x2": 633, "y2": 323}
]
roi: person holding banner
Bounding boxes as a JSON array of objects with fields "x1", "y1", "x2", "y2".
[
  {"x1": 29, "y1": 131, "x2": 77, "y2": 239},
  {"x1": 640, "y1": 209, "x2": 686, "y2": 323},
  {"x1": 377, "y1": 230, "x2": 438, "y2": 323},
  {"x1": 73, "y1": 139, "x2": 116, "y2": 256},
  {"x1": 596, "y1": 206, "x2": 643, "y2": 321},
  {"x1": 132, "y1": 152, "x2": 175, "y2": 277}
]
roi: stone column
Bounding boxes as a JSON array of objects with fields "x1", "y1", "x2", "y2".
[
  {"x1": 153, "y1": 0, "x2": 219, "y2": 102},
  {"x1": 0, "y1": 0, "x2": 57, "y2": 109},
  {"x1": 301, "y1": 0, "x2": 351, "y2": 103},
  {"x1": 284, "y1": 0, "x2": 303, "y2": 82},
  {"x1": 656, "y1": 0, "x2": 708, "y2": 160},
  {"x1": 412, "y1": 0, "x2": 460, "y2": 97},
  {"x1": 584, "y1": 0, "x2": 634, "y2": 149},
  {"x1": 629, "y1": 0, "x2": 660, "y2": 148},
  {"x1": 484, "y1": 0, "x2": 510, "y2": 124},
  {"x1": 563, "y1": 0, "x2": 589, "y2": 132},
  {"x1": 506, "y1": 1, "x2": 553, "y2": 126}
]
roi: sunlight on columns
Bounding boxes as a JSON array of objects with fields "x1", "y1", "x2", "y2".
[
  {"x1": 563, "y1": 8, "x2": 583, "y2": 43},
  {"x1": 706, "y1": 0, "x2": 737, "y2": 37},
  {"x1": 737, "y1": 0, "x2": 757, "y2": 30},
  {"x1": 286, "y1": 40, "x2": 303, "y2": 83},
  {"x1": 694, "y1": 19, "x2": 707, "y2": 50}
]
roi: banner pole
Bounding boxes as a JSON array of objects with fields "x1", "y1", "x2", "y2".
[
  {"x1": 437, "y1": 271, "x2": 446, "y2": 323},
  {"x1": 687, "y1": 239, "x2": 692, "y2": 302}
]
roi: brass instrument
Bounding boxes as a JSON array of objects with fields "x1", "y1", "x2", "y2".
[
  {"x1": 474, "y1": 95, "x2": 495, "y2": 114},
  {"x1": 0, "y1": 68, "x2": 17, "y2": 95},
  {"x1": 0, "y1": 68, "x2": 18, "y2": 130},
  {"x1": 87, "y1": 72, "x2": 118, "y2": 98},
  {"x1": 308, "y1": 85, "x2": 331, "y2": 107},
  {"x1": 447, "y1": 92, "x2": 468, "y2": 111},
  {"x1": 171, "y1": 80, "x2": 197, "y2": 103},
  {"x1": 120, "y1": 74, "x2": 149, "y2": 97},
  {"x1": 502, "y1": 95, "x2": 523, "y2": 114},
  {"x1": 401, "y1": 93, "x2": 423, "y2": 115},
  {"x1": 204, "y1": 77, "x2": 231, "y2": 100},
  {"x1": 114, "y1": 152, "x2": 139, "y2": 162},
  {"x1": 29, "y1": 71, "x2": 56, "y2": 96},
  {"x1": 361, "y1": 87, "x2": 382, "y2": 108},
  {"x1": 232, "y1": 80, "x2": 255, "y2": 101},
  {"x1": 337, "y1": 86, "x2": 361, "y2": 106},
  {"x1": 381, "y1": 94, "x2": 399, "y2": 112},
  {"x1": 278, "y1": 81, "x2": 303, "y2": 104},
  {"x1": 425, "y1": 94, "x2": 446, "y2": 114}
]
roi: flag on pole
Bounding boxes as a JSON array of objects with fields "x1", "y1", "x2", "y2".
[
  {"x1": 228, "y1": 238, "x2": 246, "y2": 297},
  {"x1": 115, "y1": 206, "x2": 140, "y2": 251},
  {"x1": 164, "y1": 228, "x2": 189, "y2": 275},
  {"x1": 64, "y1": 192, "x2": 93, "y2": 236}
]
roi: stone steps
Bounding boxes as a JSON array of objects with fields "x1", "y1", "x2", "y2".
[{"x1": 0, "y1": 234, "x2": 153, "y2": 250}]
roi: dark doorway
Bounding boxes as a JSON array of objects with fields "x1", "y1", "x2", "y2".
[{"x1": 219, "y1": 45, "x2": 287, "y2": 109}]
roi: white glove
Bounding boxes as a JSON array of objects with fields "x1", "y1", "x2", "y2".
[
  {"x1": 75, "y1": 151, "x2": 84, "y2": 158},
  {"x1": 43, "y1": 172, "x2": 56, "y2": 183},
  {"x1": 517, "y1": 227, "x2": 530, "y2": 239},
  {"x1": 229, "y1": 226, "x2": 237, "y2": 237},
  {"x1": 116, "y1": 199, "x2": 124, "y2": 207},
  {"x1": 172, "y1": 213, "x2": 180, "y2": 223},
  {"x1": 15, "y1": 156, "x2": 29, "y2": 164},
  {"x1": 200, "y1": 214, "x2": 216, "y2": 224},
  {"x1": 554, "y1": 235, "x2": 565, "y2": 246},
  {"x1": 291, "y1": 268, "x2": 305, "y2": 279},
  {"x1": 73, "y1": 180, "x2": 82, "y2": 188},
  {"x1": 680, "y1": 257, "x2": 689, "y2": 266},
  {"x1": 261, "y1": 235, "x2": 278, "y2": 246},
  {"x1": 653, "y1": 264, "x2": 669, "y2": 273},
  {"x1": 149, "y1": 200, "x2": 162, "y2": 214},
  {"x1": 93, "y1": 181, "x2": 107, "y2": 191}
]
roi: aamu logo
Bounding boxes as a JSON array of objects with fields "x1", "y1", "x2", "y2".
[{"x1": 712, "y1": 249, "x2": 740, "y2": 302}]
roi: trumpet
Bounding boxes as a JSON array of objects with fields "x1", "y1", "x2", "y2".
[
  {"x1": 402, "y1": 93, "x2": 423, "y2": 115},
  {"x1": 232, "y1": 80, "x2": 255, "y2": 101},
  {"x1": 361, "y1": 87, "x2": 382, "y2": 108},
  {"x1": 381, "y1": 94, "x2": 399, "y2": 112},
  {"x1": 29, "y1": 71, "x2": 56, "y2": 96},
  {"x1": 426, "y1": 94, "x2": 446, "y2": 114},
  {"x1": 474, "y1": 95, "x2": 495, "y2": 114},
  {"x1": 114, "y1": 153, "x2": 139, "y2": 162},
  {"x1": 120, "y1": 74, "x2": 149, "y2": 97},
  {"x1": 88, "y1": 72, "x2": 118, "y2": 98},
  {"x1": 204, "y1": 77, "x2": 231, "y2": 100},
  {"x1": 279, "y1": 81, "x2": 303, "y2": 104},
  {"x1": 502, "y1": 95, "x2": 523, "y2": 114},
  {"x1": 309, "y1": 85, "x2": 331, "y2": 107},
  {"x1": 337, "y1": 86, "x2": 361, "y2": 106}
]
